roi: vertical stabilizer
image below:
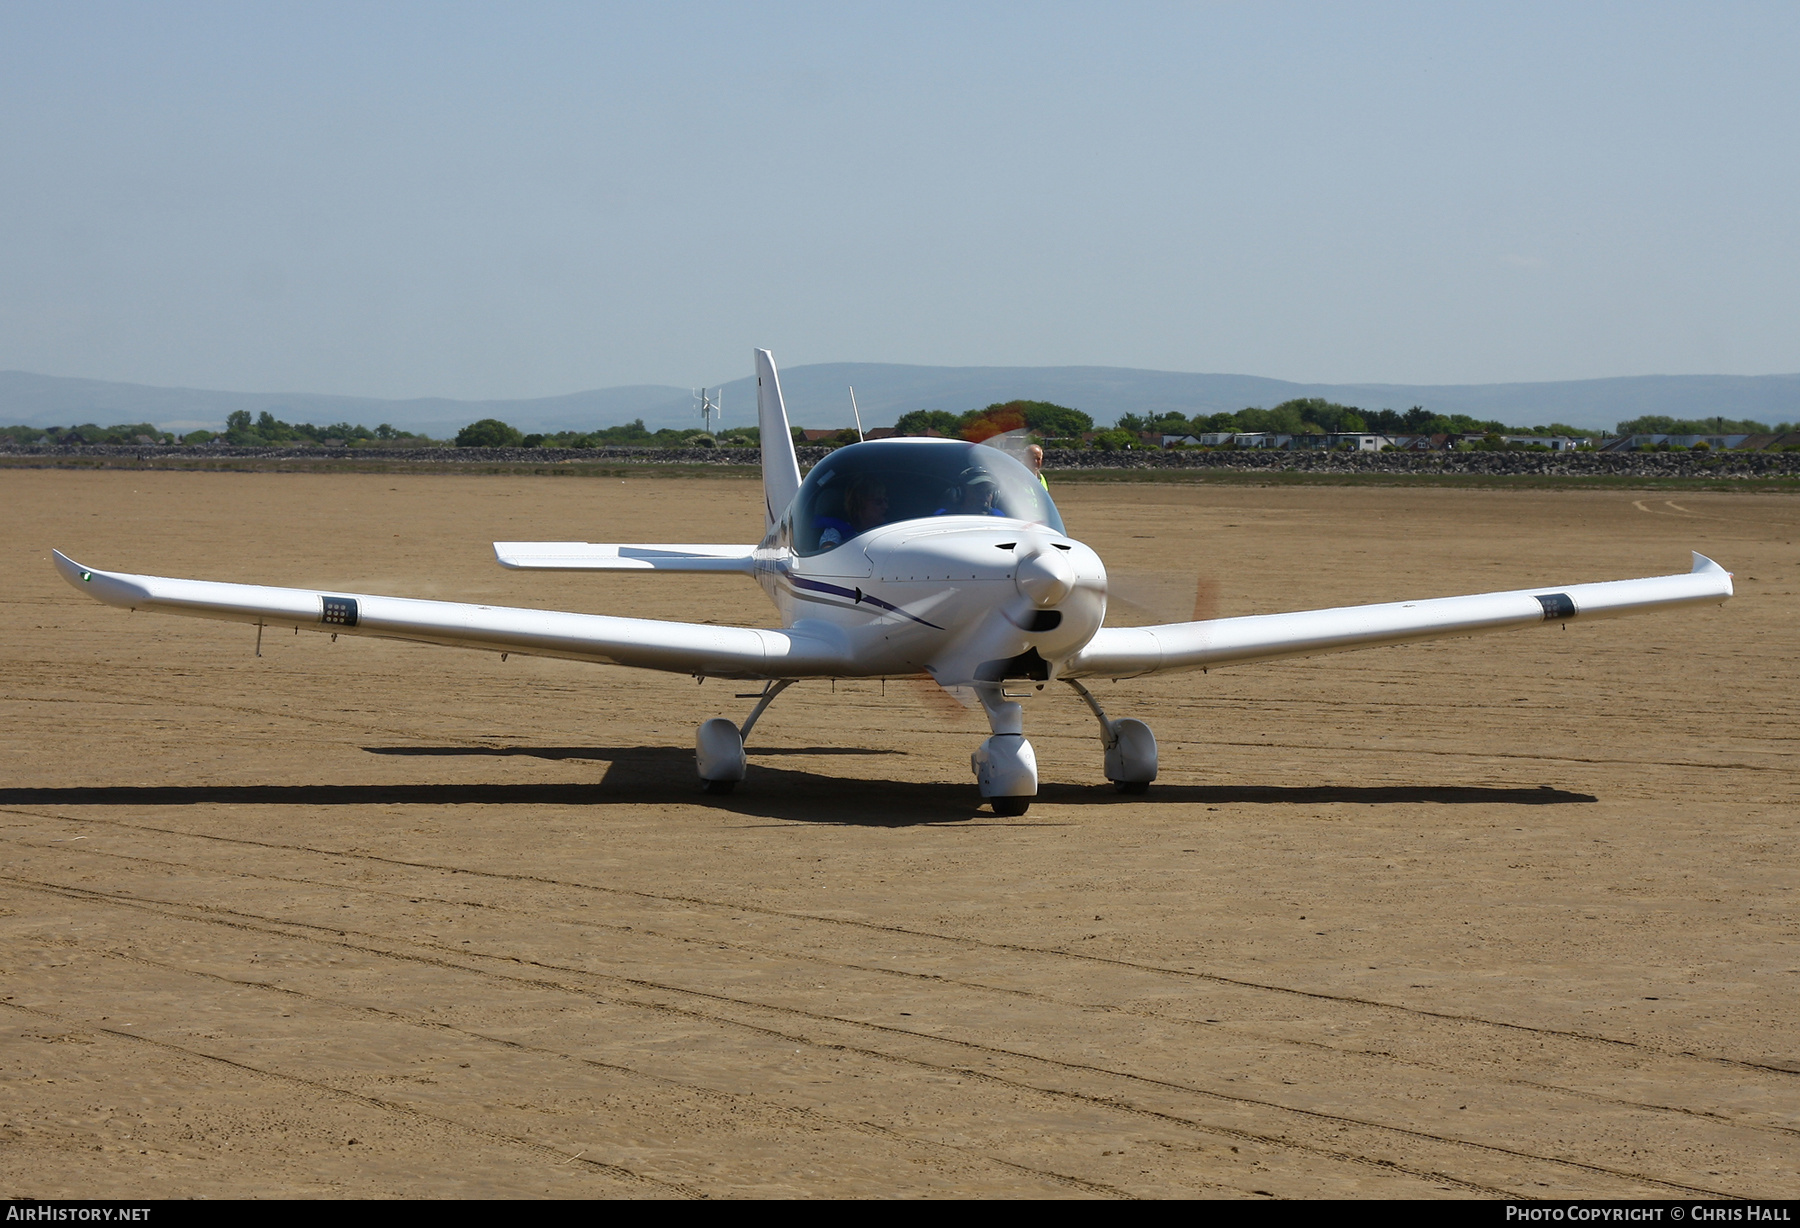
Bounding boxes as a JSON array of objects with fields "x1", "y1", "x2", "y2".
[{"x1": 755, "y1": 349, "x2": 803, "y2": 530}]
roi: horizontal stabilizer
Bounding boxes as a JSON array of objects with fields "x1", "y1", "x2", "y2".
[
  {"x1": 1064, "y1": 552, "x2": 1733, "y2": 680},
  {"x1": 494, "y1": 542, "x2": 757, "y2": 572}
]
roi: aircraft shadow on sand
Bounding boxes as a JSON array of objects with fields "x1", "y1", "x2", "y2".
[{"x1": 0, "y1": 744, "x2": 1597, "y2": 829}]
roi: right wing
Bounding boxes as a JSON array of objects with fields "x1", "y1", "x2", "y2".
[
  {"x1": 1064, "y1": 552, "x2": 1733, "y2": 680},
  {"x1": 494, "y1": 542, "x2": 757, "y2": 573},
  {"x1": 53, "y1": 551, "x2": 843, "y2": 680}
]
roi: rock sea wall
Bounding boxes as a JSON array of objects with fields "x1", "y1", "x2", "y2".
[{"x1": 6, "y1": 441, "x2": 1800, "y2": 478}]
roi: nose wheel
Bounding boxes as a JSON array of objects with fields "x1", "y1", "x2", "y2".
[
  {"x1": 970, "y1": 685, "x2": 1039, "y2": 815},
  {"x1": 973, "y1": 731, "x2": 1038, "y2": 813}
]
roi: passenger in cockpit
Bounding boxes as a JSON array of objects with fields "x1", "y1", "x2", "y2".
[
  {"x1": 817, "y1": 476, "x2": 890, "y2": 549},
  {"x1": 935, "y1": 470, "x2": 1003, "y2": 517}
]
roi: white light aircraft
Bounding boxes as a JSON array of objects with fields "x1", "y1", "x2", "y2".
[{"x1": 55, "y1": 350, "x2": 1733, "y2": 815}]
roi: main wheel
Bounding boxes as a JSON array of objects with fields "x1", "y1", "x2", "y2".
[
  {"x1": 1113, "y1": 779, "x2": 1150, "y2": 794},
  {"x1": 702, "y1": 778, "x2": 737, "y2": 796},
  {"x1": 991, "y1": 796, "x2": 1031, "y2": 816}
]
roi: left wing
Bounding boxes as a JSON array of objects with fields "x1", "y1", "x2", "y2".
[
  {"x1": 1063, "y1": 552, "x2": 1732, "y2": 679},
  {"x1": 52, "y1": 551, "x2": 843, "y2": 679},
  {"x1": 494, "y1": 542, "x2": 757, "y2": 573}
]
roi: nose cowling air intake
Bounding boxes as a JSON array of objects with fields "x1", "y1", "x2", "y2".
[{"x1": 1014, "y1": 545, "x2": 1074, "y2": 608}]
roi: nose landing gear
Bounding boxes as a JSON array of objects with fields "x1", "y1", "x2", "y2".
[
  {"x1": 973, "y1": 735, "x2": 1038, "y2": 814},
  {"x1": 971, "y1": 684, "x2": 1037, "y2": 816}
]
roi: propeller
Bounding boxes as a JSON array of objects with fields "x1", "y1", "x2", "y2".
[
  {"x1": 904, "y1": 674, "x2": 981, "y2": 720},
  {"x1": 1106, "y1": 570, "x2": 1219, "y2": 627}
]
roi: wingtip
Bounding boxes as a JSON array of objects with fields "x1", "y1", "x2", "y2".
[
  {"x1": 50, "y1": 551, "x2": 151, "y2": 606},
  {"x1": 1691, "y1": 551, "x2": 1734, "y2": 598}
]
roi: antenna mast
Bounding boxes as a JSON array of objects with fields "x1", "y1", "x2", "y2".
[{"x1": 849, "y1": 386, "x2": 865, "y2": 443}]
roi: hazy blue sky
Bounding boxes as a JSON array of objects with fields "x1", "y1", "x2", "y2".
[{"x1": 2, "y1": 2, "x2": 1795, "y2": 399}]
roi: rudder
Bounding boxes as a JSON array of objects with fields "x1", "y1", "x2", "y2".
[{"x1": 755, "y1": 349, "x2": 803, "y2": 531}]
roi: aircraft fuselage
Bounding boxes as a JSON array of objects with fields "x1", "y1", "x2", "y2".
[{"x1": 754, "y1": 517, "x2": 1108, "y2": 682}]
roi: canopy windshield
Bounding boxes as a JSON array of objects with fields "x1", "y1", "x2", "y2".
[{"x1": 788, "y1": 439, "x2": 1064, "y2": 557}]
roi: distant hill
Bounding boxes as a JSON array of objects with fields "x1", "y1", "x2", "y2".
[
  {"x1": 4, "y1": 365, "x2": 1798, "y2": 435},
  {"x1": 709, "y1": 365, "x2": 1800, "y2": 434},
  {"x1": 0, "y1": 371, "x2": 691, "y2": 439}
]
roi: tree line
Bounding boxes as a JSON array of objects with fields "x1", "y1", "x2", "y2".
[
  {"x1": 1113, "y1": 399, "x2": 1573, "y2": 440},
  {"x1": 8, "y1": 401, "x2": 1795, "y2": 452},
  {"x1": 453, "y1": 418, "x2": 763, "y2": 449},
  {"x1": 895, "y1": 398, "x2": 1604, "y2": 445},
  {"x1": 210, "y1": 410, "x2": 433, "y2": 445},
  {"x1": 1613, "y1": 414, "x2": 1793, "y2": 436},
  {"x1": 0, "y1": 410, "x2": 435, "y2": 446}
]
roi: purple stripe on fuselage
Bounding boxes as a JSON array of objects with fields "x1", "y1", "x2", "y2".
[{"x1": 786, "y1": 575, "x2": 944, "y2": 630}]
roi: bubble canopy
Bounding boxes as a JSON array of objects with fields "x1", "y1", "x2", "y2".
[{"x1": 780, "y1": 439, "x2": 1065, "y2": 557}]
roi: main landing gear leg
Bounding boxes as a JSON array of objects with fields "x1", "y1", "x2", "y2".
[
  {"x1": 970, "y1": 684, "x2": 1037, "y2": 816},
  {"x1": 1064, "y1": 679, "x2": 1158, "y2": 793},
  {"x1": 695, "y1": 679, "x2": 796, "y2": 795}
]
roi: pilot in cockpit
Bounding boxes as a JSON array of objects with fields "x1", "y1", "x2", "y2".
[{"x1": 816, "y1": 476, "x2": 890, "y2": 549}]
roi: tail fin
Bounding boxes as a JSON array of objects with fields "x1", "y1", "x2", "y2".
[{"x1": 755, "y1": 349, "x2": 803, "y2": 531}]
